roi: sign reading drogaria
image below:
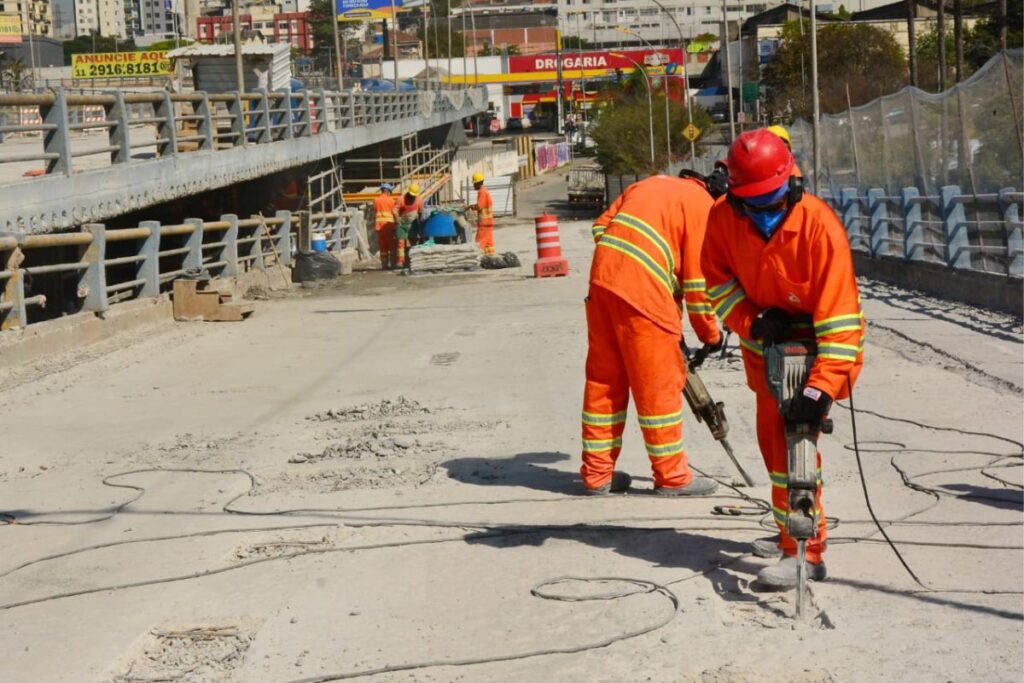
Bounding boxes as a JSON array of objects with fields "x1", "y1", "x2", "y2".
[{"x1": 509, "y1": 48, "x2": 684, "y2": 74}]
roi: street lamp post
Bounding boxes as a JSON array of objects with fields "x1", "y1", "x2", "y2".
[
  {"x1": 615, "y1": 26, "x2": 670, "y2": 170},
  {"x1": 650, "y1": 0, "x2": 695, "y2": 160},
  {"x1": 611, "y1": 52, "x2": 655, "y2": 167}
]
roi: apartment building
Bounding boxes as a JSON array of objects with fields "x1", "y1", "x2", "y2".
[
  {"x1": 75, "y1": 0, "x2": 126, "y2": 37},
  {"x1": 0, "y1": 0, "x2": 54, "y2": 36},
  {"x1": 556, "y1": 0, "x2": 763, "y2": 46}
]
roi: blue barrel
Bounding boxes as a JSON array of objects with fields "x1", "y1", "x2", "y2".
[{"x1": 422, "y1": 211, "x2": 457, "y2": 238}]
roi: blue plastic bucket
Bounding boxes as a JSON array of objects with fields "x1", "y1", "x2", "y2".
[{"x1": 311, "y1": 233, "x2": 328, "y2": 253}]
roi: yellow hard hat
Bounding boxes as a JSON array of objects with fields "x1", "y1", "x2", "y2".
[
  {"x1": 767, "y1": 125, "x2": 791, "y2": 146},
  {"x1": 472, "y1": 172, "x2": 485, "y2": 184},
  {"x1": 407, "y1": 183, "x2": 421, "y2": 197}
]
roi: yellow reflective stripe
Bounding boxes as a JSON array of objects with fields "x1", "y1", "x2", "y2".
[
  {"x1": 714, "y1": 288, "x2": 747, "y2": 319},
  {"x1": 740, "y1": 337, "x2": 763, "y2": 356},
  {"x1": 818, "y1": 342, "x2": 862, "y2": 361},
  {"x1": 611, "y1": 211, "x2": 675, "y2": 276},
  {"x1": 637, "y1": 410, "x2": 683, "y2": 428},
  {"x1": 685, "y1": 302, "x2": 713, "y2": 314},
  {"x1": 771, "y1": 505, "x2": 788, "y2": 524},
  {"x1": 582, "y1": 410, "x2": 627, "y2": 426},
  {"x1": 707, "y1": 278, "x2": 737, "y2": 299},
  {"x1": 769, "y1": 470, "x2": 823, "y2": 488},
  {"x1": 646, "y1": 439, "x2": 684, "y2": 457},
  {"x1": 682, "y1": 278, "x2": 706, "y2": 292},
  {"x1": 582, "y1": 437, "x2": 623, "y2": 452},
  {"x1": 815, "y1": 313, "x2": 863, "y2": 336},
  {"x1": 597, "y1": 235, "x2": 675, "y2": 294},
  {"x1": 591, "y1": 223, "x2": 606, "y2": 237}
]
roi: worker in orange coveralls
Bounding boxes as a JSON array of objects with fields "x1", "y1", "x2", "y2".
[
  {"x1": 469, "y1": 172, "x2": 495, "y2": 254},
  {"x1": 701, "y1": 129, "x2": 865, "y2": 588},
  {"x1": 580, "y1": 174, "x2": 724, "y2": 497},
  {"x1": 373, "y1": 183, "x2": 398, "y2": 269}
]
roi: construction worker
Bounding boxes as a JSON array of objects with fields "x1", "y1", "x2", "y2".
[
  {"x1": 395, "y1": 183, "x2": 424, "y2": 268},
  {"x1": 581, "y1": 174, "x2": 723, "y2": 497},
  {"x1": 767, "y1": 125, "x2": 803, "y2": 177},
  {"x1": 469, "y1": 172, "x2": 495, "y2": 255},
  {"x1": 373, "y1": 183, "x2": 398, "y2": 269},
  {"x1": 700, "y1": 129, "x2": 865, "y2": 587}
]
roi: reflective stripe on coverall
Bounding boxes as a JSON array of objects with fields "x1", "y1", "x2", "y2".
[
  {"x1": 582, "y1": 175, "x2": 721, "y2": 490},
  {"x1": 373, "y1": 193, "x2": 397, "y2": 266},
  {"x1": 700, "y1": 192, "x2": 865, "y2": 563},
  {"x1": 474, "y1": 186, "x2": 495, "y2": 255}
]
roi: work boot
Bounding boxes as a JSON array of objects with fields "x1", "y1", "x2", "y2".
[
  {"x1": 584, "y1": 471, "x2": 632, "y2": 496},
  {"x1": 756, "y1": 555, "x2": 827, "y2": 588},
  {"x1": 752, "y1": 535, "x2": 783, "y2": 559},
  {"x1": 653, "y1": 476, "x2": 718, "y2": 497}
]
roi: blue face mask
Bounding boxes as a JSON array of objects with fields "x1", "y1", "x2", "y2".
[{"x1": 748, "y1": 208, "x2": 786, "y2": 237}]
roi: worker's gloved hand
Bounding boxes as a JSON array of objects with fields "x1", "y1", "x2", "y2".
[
  {"x1": 690, "y1": 336, "x2": 724, "y2": 369},
  {"x1": 750, "y1": 308, "x2": 791, "y2": 345},
  {"x1": 785, "y1": 386, "x2": 833, "y2": 426}
]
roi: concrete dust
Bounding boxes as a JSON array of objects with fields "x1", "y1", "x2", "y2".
[
  {"x1": 308, "y1": 396, "x2": 432, "y2": 421},
  {"x1": 232, "y1": 528, "x2": 350, "y2": 562},
  {"x1": 107, "y1": 622, "x2": 259, "y2": 683}
]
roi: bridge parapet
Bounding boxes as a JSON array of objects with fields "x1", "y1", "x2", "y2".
[{"x1": 0, "y1": 86, "x2": 487, "y2": 233}]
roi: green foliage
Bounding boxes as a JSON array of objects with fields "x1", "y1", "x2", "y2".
[
  {"x1": 478, "y1": 43, "x2": 519, "y2": 56},
  {"x1": 965, "y1": 0, "x2": 1023, "y2": 70},
  {"x1": 693, "y1": 32, "x2": 718, "y2": 43},
  {"x1": 417, "y1": 20, "x2": 465, "y2": 58},
  {"x1": 62, "y1": 34, "x2": 136, "y2": 64},
  {"x1": 836, "y1": 4, "x2": 851, "y2": 18},
  {"x1": 144, "y1": 38, "x2": 195, "y2": 52},
  {"x1": 591, "y1": 90, "x2": 713, "y2": 174},
  {"x1": 562, "y1": 36, "x2": 591, "y2": 49},
  {"x1": 762, "y1": 20, "x2": 905, "y2": 120}
]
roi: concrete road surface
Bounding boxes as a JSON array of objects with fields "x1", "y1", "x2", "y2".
[{"x1": 0, "y1": 173, "x2": 1022, "y2": 682}]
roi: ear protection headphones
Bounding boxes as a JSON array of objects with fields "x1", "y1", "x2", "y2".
[
  {"x1": 726, "y1": 175, "x2": 804, "y2": 214},
  {"x1": 677, "y1": 168, "x2": 729, "y2": 200}
]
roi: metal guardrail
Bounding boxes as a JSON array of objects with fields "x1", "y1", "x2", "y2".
[
  {"x1": 821, "y1": 185, "x2": 1023, "y2": 279},
  {"x1": 0, "y1": 208, "x2": 363, "y2": 331},
  {"x1": 0, "y1": 87, "x2": 477, "y2": 177}
]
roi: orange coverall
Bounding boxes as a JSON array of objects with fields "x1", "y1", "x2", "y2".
[
  {"x1": 700, "y1": 193, "x2": 865, "y2": 563},
  {"x1": 582, "y1": 175, "x2": 721, "y2": 490},
  {"x1": 473, "y1": 186, "x2": 495, "y2": 254},
  {"x1": 373, "y1": 193, "x2": 397, "y2": 268}
]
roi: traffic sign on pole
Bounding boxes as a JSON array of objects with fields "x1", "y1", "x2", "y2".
[{"x1": 682, "y1": 123, "x2": 701, "y2": 141}]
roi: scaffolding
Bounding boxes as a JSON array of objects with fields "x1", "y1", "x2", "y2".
[{"x1": 341, "y1": 133, "x2": 454, "y2": 205}]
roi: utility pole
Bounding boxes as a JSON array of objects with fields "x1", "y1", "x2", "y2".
[
  {"x1": 616, "y1": 26, "x2": 670, "y2": 169},
  {"x1": 446, "y1": 0, "x2": 452, "y2": 85},
  {"x1": 390, "y1": 0, "x2": 400, "y2": 90},
  {"x1": 555, "y1": 27, "x2": 564, "y2": 134},
  {"x1": 650, "y1": 0, "x2": 694, "y2": 160},
  {"x1": 810, "y1": 0, "x2": 821, "y2": 194},
  {"x1": 998, "y1": 0, "x2": 1007, "y2": 49},
  {"x1": 232, "y1": 0, "x2": 245, "y2": 93},
  {"x1": 468, "y1": 2, "x2": 479, "y2": 84},
  {"x1": 332, "y1": 7, "x2": 344, "y2": 90},
  {"x1": 906, "y1": 0, "x2": 917, "y2": 86},
  {"x1": 937, "y1": 0, "x2": 946, "y2": 90},
  {"x1": 954, "y1": 0, "x2": 964, "y2": 82},
  {"x1": 722, "y1": 0, "x2": 735, "y2": 141}
]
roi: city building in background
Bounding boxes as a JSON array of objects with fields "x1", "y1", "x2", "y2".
[
  {"x1": 1, "y1": 0, "x2": 54, "y2": 36},
  {"x1": 74, "y1": 0, "x2": 125, "y2": 37},
  {"x1": 196, "y1": 10, "x2": 312, "y2": 51}
]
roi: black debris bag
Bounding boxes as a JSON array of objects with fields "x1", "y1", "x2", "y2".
[
  {"x1": 480, "y1": 252, "x2": 522, "y2": 270},
  {"x1": 291, "y1": 250, "x2": 342, "y2": 283}
]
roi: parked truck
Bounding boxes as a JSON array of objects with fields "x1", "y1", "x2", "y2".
[{"x1": 567, "y1": 164, "x2": 605, "y2": 216}]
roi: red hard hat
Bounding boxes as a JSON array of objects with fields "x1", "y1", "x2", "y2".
[{"x1": 726, "y1": 129, "x2": 794, "y2": 198}]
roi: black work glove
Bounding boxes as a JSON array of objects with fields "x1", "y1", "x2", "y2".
[
  {"x1": 750, "y1": 308, "x2": 791, "y2": 345},
  {"x1": 690, "y1": 336, "x2": 724, "y2": 369},
  {"x1": 784, "y1": 386, "x2": 833, "y2": 426}
]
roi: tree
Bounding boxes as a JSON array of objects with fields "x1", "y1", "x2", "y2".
[
  {"x1": 693, "y1": 32, "x2": 718, "y2": 44},
  {"x1": 145, "y1": 38, "x2": 195, "y2": 52},
  {"x1": 590, "y1": 86, "x2": 713, "y2": 174},
  {"x1": 964, "y1": 0, "x2": 1022, "y2": 70},
  {"x1": 762, "y1": 20, "x2": 906, "y2": 120}
]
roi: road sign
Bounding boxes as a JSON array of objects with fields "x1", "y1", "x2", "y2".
[{"x1": 682, "y1": 123, "x2": 701, "y2": 142}]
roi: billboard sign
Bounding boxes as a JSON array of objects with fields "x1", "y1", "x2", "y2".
[
  {"x1": 508, "y1": 48, "x2": 685, "y2": 77},
  {"x1": 0, "y1": 13, "x2": 22, "y2": 44},
  {"x1": 336, "y1": 0, "x2": 399, "y2": 22},
  {"x1": 72, "y1": 51, "x2": 172, "y2": 79}
]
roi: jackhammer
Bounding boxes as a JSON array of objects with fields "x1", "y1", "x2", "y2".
[
  {"x1": 681, "y1": 341, "x2": 757, "y2": 487},
  {"x1": 764, "y1": 339, "x2": 833, "y2": 620}
]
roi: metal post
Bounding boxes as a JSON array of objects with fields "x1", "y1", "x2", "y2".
[
  {"x1": 389, "y1": 0, "x2": 400, "y2": 91},
  {"x1": 937, "y1": 0, "x2": 946, "y2": 90},
  {"x1": 104, "y1": 89, "x2": 132, "y2": 164},
  {"x1": 901, "y1": 187, "x2": 923, "y2": 262},
  {"x1": 80, "y1": 223, "x2": 109, "y2": 313},
  {"x1": 953, "y1": 0, "x2": 964, "y2": 82},
  {"x1": 722, "y1": 0, "x2": 735, "y2": 142},
  {"x1": 468, "y1": 4, "x2": 479, "y2": 84},
  {"x1": 232, "y1": 0, "x2": 245, "y2": 92},
  {"x1": 274, "y1": 210, "x2": 293, "y2": 266},
  {"x1": 906, "y1": 0, "x2": 917, "y2": 87},
  {"x1": 41, "y1": 87, "x2": 72, "y2": 175},
  {"x1": 184, "y1": 218, "x2": 204, "y2": 271},
  {"x1": 809, "y1": 0, "x2": 821, "y2": 194},
  {"x1": 651, "y1": 0, "x2": 694, "y2": 159},
  {"x1": 220, "y1": 214, "x2": 240, "y2": 277},
  {"x1": 845, "y1": 82, "x2": 862, "y2": 186},
  {"x1": 556, "y1": 28, "x2": 564, "y2": 135},
  {"x1": 138, "y1": 220, "x2": 162, "y2": 296}
]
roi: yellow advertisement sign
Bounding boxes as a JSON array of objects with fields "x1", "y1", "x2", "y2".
[
  {"x1": 0, "y1": 13, "x2": 23, "y2": 45},
  {"x1": 72, "y1": 51, "x2": 172, "y2": 79}
]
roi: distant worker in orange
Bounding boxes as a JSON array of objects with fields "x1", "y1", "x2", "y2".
[
  {"x1": 580, "y1": 174, "x2": 724, "y2": 497},
  {"x1": 395, "y1": 183, "x2": 424, "y2": 268},
  {"x1": 469, "y1": 172, "x2": 495, "y2": 254},
  {"x1": 701, "y1": 129, "x2": 865, "y2": 587},
  {"x1": 767, "y1": 125, "x2": 802, "y2": 177},
  {"x1": 373, "y1": 183, "x2": 398, "y2": 269}
]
